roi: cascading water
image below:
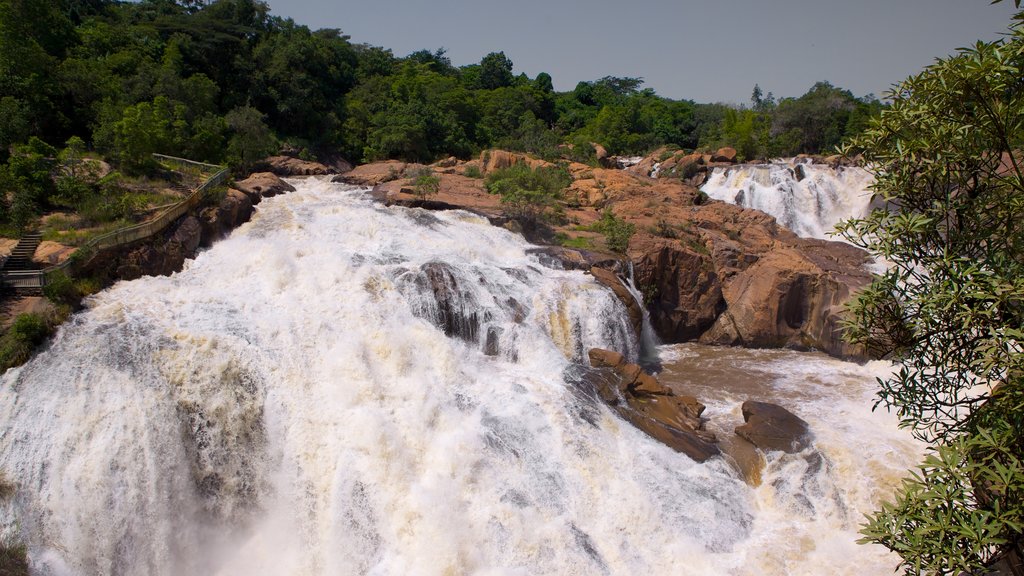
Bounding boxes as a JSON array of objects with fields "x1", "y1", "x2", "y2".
[
  {"x1": 0, "y1": 178, "x2": 918, "y2": 575},
  {"x1": 700, "y1": 160, "x2": 875, "y2": 240}
]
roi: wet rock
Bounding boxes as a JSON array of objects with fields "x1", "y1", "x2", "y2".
[
  {"x1": 234, "y1": 172, "x2": 296, "y2": 205},
  {"x1": 735, "y1": 400, "x2": 812, "y2": 453},
  {"x1": 588, "y1": 266, "x2": 643, "y2": 340},
  {"x1": 412, "y1": 262, "x2": 482, "y2": 343},
  {"x1": 588, "y1": 348, "x2": 625, "y2": 369},
  {"x1": 585, "y1": 347, "x2": 718, "y2": 462}
]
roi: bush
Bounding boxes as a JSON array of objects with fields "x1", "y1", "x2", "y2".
[
  {"x1": 0, "y1": 313, "x2": 53, "y2": 371},
  {"x1": 411, "y1": 168, "x2": 440, "y2": 200},
  {"x1": 839, "y1": 8, "x2": 1024, "y2": 573},
  {"x1": 485, "y1": 162, "x2": 572, "y2": 222},
  {"x1": 593, "y1": 209, "x2": 636, "y2": 252},
  {"x1": 463, "y1": 165, "x2": 483, "y2": 179}
]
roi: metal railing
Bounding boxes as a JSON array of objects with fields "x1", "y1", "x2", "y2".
[{"x1": 1, "y1": 155, "x2": 229, "y2": 291}]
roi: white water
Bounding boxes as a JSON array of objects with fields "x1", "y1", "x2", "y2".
[
  {"x1": 700, "y1": 161, "x2": 875, "y2": 240},
  {"x1": 0, "y1": 178, "x2": 918, "y2": 575}
]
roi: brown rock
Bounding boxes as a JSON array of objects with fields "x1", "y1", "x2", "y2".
[
  {"x1": 260, "y1": 155, "x2": 335, "y2": 176},
  {"x1": 712, "y1": 147, "x2": 738, "y2": 163},
  {"x1": 32, "y1": 241, "x2": 76, "y2": 266},
  {"x1": 630, "y1": 371, "x2": 671, "y2": 396},
  {"x1": 735, "y1": 400, "x2": 812, "y2": 453},
  {"x1": 234, "y1": 172, "x2": 296, "y2": 204},
  {"x1": 588, "y1": 348, "x2": 625, "y2": 369}
]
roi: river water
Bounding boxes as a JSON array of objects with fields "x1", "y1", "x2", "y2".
[{"x1": 0, "y1": 178, "x2": 918, "y2": 575}]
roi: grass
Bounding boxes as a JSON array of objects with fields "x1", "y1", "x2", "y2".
[{"x1": 557, "y1": 233, "x2": 593, "y2": 250}]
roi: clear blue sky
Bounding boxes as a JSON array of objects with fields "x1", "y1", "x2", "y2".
[{"x1": 262, "y1": 0, "x2": 1019, "y2": 103}]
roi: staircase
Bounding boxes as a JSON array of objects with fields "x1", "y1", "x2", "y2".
[{"x1": 2, "y1": 232, "x2": 42, "y2": 272}]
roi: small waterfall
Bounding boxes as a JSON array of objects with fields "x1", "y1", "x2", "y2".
[{"x1": 700, "y1": 160, "x2": 875, "y2": 240}]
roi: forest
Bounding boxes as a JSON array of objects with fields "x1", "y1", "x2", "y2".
[{"x1": 0, "y1": 0, "x2": 883, "y2": 226}]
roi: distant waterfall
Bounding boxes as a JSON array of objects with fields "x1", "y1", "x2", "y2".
[{"x1": 701, "y1": 160, "x2": 875, "y2": 239}]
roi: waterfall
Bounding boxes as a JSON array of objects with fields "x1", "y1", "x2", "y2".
[
  {"x1": 0, "y1": 178, "x2": 918, "y2": 575},
  {"x1": 700, "y1": 160, "x2": 875, "y2": 240}
]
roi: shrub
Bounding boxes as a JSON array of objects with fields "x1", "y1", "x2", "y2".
[
  {"x1": 0, "y1": 313, "x2": 53, "y2": 371},
  {"x1": 593, "y1": 209, "x2": 635, "y2": 252},
  {"x1": 411, "y1": 168, "x2": 440, "y2": 200},
  {"x1": 485, "y1": 162, "x2": 572, "y2": 223},
  {"x1": 463, "y1": 165, "x2": 483, "y2": 179}
]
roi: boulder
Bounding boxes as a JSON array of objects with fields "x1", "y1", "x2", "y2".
[
  {"x1": 712, "y1": 147, "x2": 738, "y2": 163},
  {"x1": 698, "y1": 241, "x2": 871, "y2": 357},
  {"x1": 585, "y1": 347, "x2": 718, "y2": 462},
  {"x1": 199, "y1": 188, "x2": 253, "y2": 246},
  {"x1": 260, "y1": 155, "x2": 335, "y2": 176},
  {"x1": 234, "y1": 172, "x2": 296, "y2": 204},
  {"x1": 735, "y1": 400, "x2": 812, "y2": 453},
  {"x1": 588, "y1": 348, "x2": 625, "y2": 369}
]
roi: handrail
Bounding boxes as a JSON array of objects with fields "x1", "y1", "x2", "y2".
[{"x1": 1, "y1": 155, "x2": 229, "y2": 289}]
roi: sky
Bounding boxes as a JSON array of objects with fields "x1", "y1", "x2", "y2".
[{"x1": 260, "y1": 0, "x2": 1019, "y2": 104}]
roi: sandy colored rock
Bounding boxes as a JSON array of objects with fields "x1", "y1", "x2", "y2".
[
  {"x1": 712, "y1": 147, "x2": 738, "y2": 163},
  {"x1": 234, "y1": 172, "x2": 296, "y2": 204},
  {"x1": 32, "y1": 241, "x2": 76, "y2": 266},
  {"x1": 260, "y1": 155, "x2": 335, "y2": 176}
]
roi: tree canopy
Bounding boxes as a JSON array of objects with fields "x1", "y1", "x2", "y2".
[{"x1": 838, "y1": 9, "x2": 1024, "y2": 574}]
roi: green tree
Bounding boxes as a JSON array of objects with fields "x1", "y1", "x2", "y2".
[
  {"x1": 479, "y1": 51, "x2": 514, "y2": 90},
  {"x1": 838, "y1": 10, "x2": 1024, "y2": 574}
]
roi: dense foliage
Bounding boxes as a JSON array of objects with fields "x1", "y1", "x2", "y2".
[
  {"x1": 838, "y1": 9, "x2": 1024, "y2": 574},
  {"x1": 0, "y1": 0, "x2": 879, "y2": 230}
]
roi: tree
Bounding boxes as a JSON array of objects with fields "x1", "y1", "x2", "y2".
[
  {"x1": 479, "y1": 51, "x2": 514, "y2": 90},
  {"x1": 838, "y1": 10, "x2": 1024, "y2": 574}
]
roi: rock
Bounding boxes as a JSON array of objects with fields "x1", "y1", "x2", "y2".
[
  {"x1": 588, "y1": 348, "x2": 625, "y2": 369},
  {"x1": 588, "y1": 266, "x2": 643, "y2": 340},
  {"x1": 259, "y1": 155, "x2": 335, "y2": 176},
  {"x1": 479, "y1": 150, "x2": 551, "y2": 174},
  {"x1": 794, "y1": 163, "x2": 807, "y2": 181},
  {"x1": 199, "y1": 188, "x2": 253, "y2": 246},
  {"x1": 434, "y1": 156, "x2": 459, "y2": 168},
  {"x1": 170, "y1": 216, "x2": 202, "y2": 256},
  {"x1": 584, "y1": 347, "x2": 718, "y2": 462},
  {"x1": 234, "y1": 172, "x2": 296, "y2": 204},
  {"x1": 735, "y1": 400, "x2": 812, "y2": 453},
  {"x1": 411, "y1": 262, "x2": 482, "y2": 343},
  {"x1": 32, "y1": 241, "x2": 76, "y2": 266},
  {"x1": 712, "y1": 147, "x2": 738, "y2": 163},
  {"x1": 631, "y1": 235, "x2": 725, "y2": 341},
  {"x1": 698, "y1": 240, "x2": 871, "y2": 358}
]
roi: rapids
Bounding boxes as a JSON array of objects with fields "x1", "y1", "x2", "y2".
[
  {"x1": 700, "y1": 160, "x2": 875, "y2": 240},
  {"x1": 0, "y1": 178, "x2": 918, "y2": 575}
]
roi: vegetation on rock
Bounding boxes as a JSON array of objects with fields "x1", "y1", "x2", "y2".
[{"x1": 839, "y1": 6, "x2": 1024, "y2": 573}]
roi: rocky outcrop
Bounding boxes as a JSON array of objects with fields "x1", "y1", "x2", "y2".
[
  {"x1": 234, "y1": 172, "x2": 296, "y2": 205},
  {"x1": 337, "y1": 161, "x2": 428, "y2": 187},
  {"x1": 199, "y1": 188, "x2": 254, "y2": 246},
  {"x1": 259, "y1": 155, "x2": 336, "y2": 176},
  {"x1": 734, "y1": 401, "x2": 813, "y2": 453},
  {"x1": 585, "y1": 348, "x2": 719, "y2": 462},
  {"x1": 698, "y1": 240, "x2": 870, "y2": 357}
]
